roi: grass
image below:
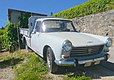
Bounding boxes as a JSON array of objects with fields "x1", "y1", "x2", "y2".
[
  {"x1": 0, "y1": 50, "x2": 48, "y2": 80},
  {"x1": 64, "y1": 72, "x2": 91, "y2": 80},
  {"x1": 13, "y1": 50, "x2": 48, "y2": 80},
  {"x1": 65, "y1": 76, "x2": 91, "y2": 80},
  {"x1": 0, "y1": 50, "x2": 91, "y2": 80}
]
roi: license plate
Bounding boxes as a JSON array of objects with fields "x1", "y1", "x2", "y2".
[
  {"x1": 94, "y1": 61, "x2": 100, "y2": 65},
  {"x1": 84, "y1": 62, "x2": 91, "y2": 67}
]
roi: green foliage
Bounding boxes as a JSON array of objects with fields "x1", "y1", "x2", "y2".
[
  {"x1": 2, "y1": 23, "x2": 18, "y2": 51},
  {"x1": 0, "y1": 29, "x2": 5, "y2": 35},
  {"x1": 0, "y1": 29, "x2": 5, "y2": 50},
  {"x1": 54, "y1": 0, "x2": 114, "y2": 19},
  {"x1": 0, "y1": 12, "x2": 31, "y2": 51},
  {"x1": 65, "y1": 72, "x2": 91, "y2": 80},
  {"x1": 0, "y1": 36, "x2": 2, "y2": 51},
  {"x1": 66, "y1": 76, "x2": 91, "y2": 80},
  {"x1": 18, "y1": 13, "x2": 31, "y2": 28}
]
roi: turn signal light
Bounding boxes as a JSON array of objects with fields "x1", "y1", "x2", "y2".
[{"x1": 63, "y1": 55, "x2": 70, "y2": 58}]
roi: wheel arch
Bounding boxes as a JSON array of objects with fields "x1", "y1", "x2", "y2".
[
  {"x1": 43, "y1": 43, "x2": 62, "y2": 61},
  {"x1": 43, "y1": 45, "x2": 55, "y2": 61},
  {"x1": 21, "y1": 36, "x2": 27, "y2": 49},
  {"x1": 22, "y1": 36, "x2": 26, "y2": 43},
  {"x1": 43, "y1": 45, "x2": 49, "y2": 61}
]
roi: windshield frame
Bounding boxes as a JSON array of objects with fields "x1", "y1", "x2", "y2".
[{"x1": 42, "y1": 19, "x2": 77, "y2": 32}]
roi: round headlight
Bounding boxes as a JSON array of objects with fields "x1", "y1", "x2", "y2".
[
  {"x1": 62, "y1": 40, "x2": 72, "y2": 52},
  {"x1": 106, "y1": 38, "x2": 112, "y2": 47}
]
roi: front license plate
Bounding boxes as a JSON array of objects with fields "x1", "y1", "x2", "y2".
[
  {"x1": 94, "y1": 61, "x2": 100, "y2": 65},
  {"x1": 84, "y1": 62, "x2": 91, "y2": 67}
]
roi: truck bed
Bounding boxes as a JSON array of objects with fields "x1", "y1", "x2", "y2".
[{"x1": 20, "y1": 28, "x2": 29, "y2": 36}]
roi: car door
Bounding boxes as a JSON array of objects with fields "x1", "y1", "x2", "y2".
[{"x1": 31, "y1": 21, "x2": 41, "y2": 53}]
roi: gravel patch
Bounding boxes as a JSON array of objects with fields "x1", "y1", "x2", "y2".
[{"x1": 0, "y1": 67, "x2": 15, "y2": 80}]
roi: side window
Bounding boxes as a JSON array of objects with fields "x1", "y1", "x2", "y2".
[
  {"x1": 35, "y1": 21, "x2": 41, "y2": 32},
  {"x1": 66, "y1": 22, "x2": 74, "y2": 31}
]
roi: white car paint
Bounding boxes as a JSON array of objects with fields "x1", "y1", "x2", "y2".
[
  {"x1": 20, "y1": 17, "x2": 111, "y2": 66},
  {"x1": 25, "y1": 31, "x2": 108, "y2": 60}
]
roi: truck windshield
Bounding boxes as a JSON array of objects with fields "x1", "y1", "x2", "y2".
[{"x1": 42, "y1": 20, "x2": 76, "y2": 32}]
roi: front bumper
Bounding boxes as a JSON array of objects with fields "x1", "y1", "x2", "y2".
[{"x1": 54, "y1": 54, "x2": 110, "y2": 66}]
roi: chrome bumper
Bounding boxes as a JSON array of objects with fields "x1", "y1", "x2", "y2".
[{"x1": 55, "y1": 54, "x2": 110, "y2": 66}]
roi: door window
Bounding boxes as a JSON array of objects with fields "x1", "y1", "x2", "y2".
[{"x1": 35, "y1": 21, "x2": 41, "y2": 32}]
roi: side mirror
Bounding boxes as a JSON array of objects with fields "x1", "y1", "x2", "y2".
[
  {"x1": 78, "y1": 29, "x2": 81, "y2": 32},
  {"x1": 76, "y1": 26, "x2": 81, "y2": 32},
  {"x1": 76, "y1": 28, "x2": 81, "y2": 32}
]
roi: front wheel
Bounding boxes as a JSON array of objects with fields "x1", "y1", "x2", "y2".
[{"x1": 46, "y1": 47, "x2": 59, "y2": 73}]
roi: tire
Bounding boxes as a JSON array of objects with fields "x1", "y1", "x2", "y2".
[
  {"x1": 46, "y1": 47, "x2": 59, "y2": 73},
  {"x1": 21, "y1": 39, "x2": 26, "y2": 49},
  {"x1": 25, "y1": 44, "x2": 29, "y2": 51},
  {"x1": 25, "y1": 43, "x2": 33, "y2": 52},
  {"x1": 23, "y1": 40, "x2": 32, "y2": 52}
]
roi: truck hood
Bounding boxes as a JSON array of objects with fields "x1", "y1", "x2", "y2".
[{"x1": 44, "y1": 32, "x2": 105, "y2": 47}]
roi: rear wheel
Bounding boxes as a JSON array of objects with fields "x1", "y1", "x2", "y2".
[
  {"x1": 25, "y1": 43, "x2": 33, "y2": 52},
  {"x1": 46, "y1": 47, "x2": 59, "y2": 73},
  {"x1": 23, "y1": 40, "x2": 32, "y2": 52}
]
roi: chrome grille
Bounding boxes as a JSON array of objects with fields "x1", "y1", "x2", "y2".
[{"x1": 70, "y1": 45, "x2": 104, "y2": 57}]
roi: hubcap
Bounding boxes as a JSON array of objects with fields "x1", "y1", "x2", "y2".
[{"x1": 47, "y1": 51, "x2": 51, "y2": 69}]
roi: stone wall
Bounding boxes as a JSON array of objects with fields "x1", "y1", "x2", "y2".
[{"x1": 72, "y1": 10, "x2": 114, "y2": 38}]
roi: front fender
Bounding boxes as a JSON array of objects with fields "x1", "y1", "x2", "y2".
[{"x1": 40, "y1": 34, "x2": 65, "y2": 60}]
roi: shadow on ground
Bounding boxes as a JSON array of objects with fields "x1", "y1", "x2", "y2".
[
  {"x1": 85, "y1": 61, "x2": 114, "y2": 79},
  {"x1": 0, "y1": 58, "x2": 23, "y2": 69},
  {"x1": 54, "y1": 61, "x2": 114, "y2": 79}
]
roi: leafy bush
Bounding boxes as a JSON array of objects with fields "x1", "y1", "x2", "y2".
[
  {"x1": 0, "y1": 36, "x2": 2, "y2": 51},
  {"x1": 2, "y1": 23, "x2": 18, "y2": 52},
  {"x1": 0, "y1": 12, "x2": 31, "y2": 52},
  {"x1": 18, "y1": 13, "x2": 31, "y2": 28},
  {"x1": 0, "y1": 29, "x2": 5, "y2": 35},
  {"x1": 0, "y1": 29, "x2": 5, "y2": 50},
  {"x1": 53, "y1": 0, "x2": 114, "y2": 19}
]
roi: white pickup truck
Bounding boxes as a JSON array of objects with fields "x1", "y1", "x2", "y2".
[{"x1": 20, "y1": 16, "x2": 112, "y2": 73}]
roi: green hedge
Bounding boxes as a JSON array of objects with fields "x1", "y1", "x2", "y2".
[
  {"x1": 0, "y1": 23, "x2": 19, "y2": 52},
  {"x1": 18, "y1": 13, "x2": 31, "y2": 28},
  {"x1": 54, "y1": 0, "x2": 114, "y2": 19},
  {"x1": 0, "y1": 29, "x2": 5, "y2": 51},
  {"x1": 0, "y1": 13, "x2": 31, "y2": 52}
]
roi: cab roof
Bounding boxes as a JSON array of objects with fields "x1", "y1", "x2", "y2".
[{"x1": 36, "y1": 17, "x2": 71, "y2": 22}]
